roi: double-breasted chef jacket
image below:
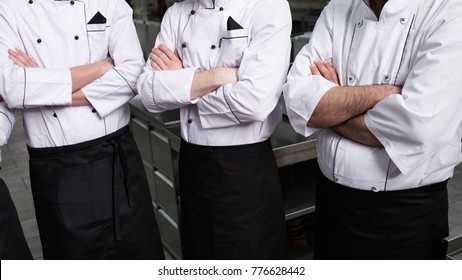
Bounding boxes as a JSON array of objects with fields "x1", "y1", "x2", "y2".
[
  {"x1": 137, "y1": 0, "x2": 292, "y2": 147},
  {"x1": 283, "y1": 0, "x2": 462, "y2": 192},
  {"x1": 0, "y1": 0, "x2": 144, "y2": 148}
]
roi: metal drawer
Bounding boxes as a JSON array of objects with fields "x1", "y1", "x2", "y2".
[
  {"x1": 157, "y1": 209, "x2": 182, "y2": 259},
  {"x1": 143, "y1": 161, "x2": 156, "y2": 202},
  {"x1": 131, "y1": 118, "x2": 153, "y2": 165},
  {"x1": 154, "y1": 170, "x2": 178, "y2": 222},
  {"x1": 150, "y1": 129, "x2": 174, "y2": 179}
]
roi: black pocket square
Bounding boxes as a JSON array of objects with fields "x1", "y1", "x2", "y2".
[
  {"x1": 88, "y1": 11, "x2": 107, "y2": 24},
  {"x1": 227, "y1": 17, "x2": 243, "y2": 31}
]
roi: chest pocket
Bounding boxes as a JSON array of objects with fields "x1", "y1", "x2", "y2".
[
  {"x1": 86, "y1": 12, "x2": 110, "y2": 62},
  {"x1": 217, "y1": 29, "x2": 249, "y2": 68}
]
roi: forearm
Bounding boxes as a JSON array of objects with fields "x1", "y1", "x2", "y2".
[
  {"x1": 191, "y1": 67, "x2": 237, "y2": 100},
  {"x1": 71, "y1": 90, "x2": 90, "y2": 106},
  {"x1": 333, "y1": 114, "x2": 383, "y2": 147},
  {"x1": 70, "y1": 60, "x2": 112, "y2": 93},
  {"x1": 308, "y1": 85, "x2": 400, "y2": 128}
]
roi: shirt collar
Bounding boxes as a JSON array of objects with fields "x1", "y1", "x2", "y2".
[
  {"x1": 361, "y1": 0, "x2": 421, "y2": 20},
  {"x1": 195, "y1": 0, "x2": 229, "y2": 10}
]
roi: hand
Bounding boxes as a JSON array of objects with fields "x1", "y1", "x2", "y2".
[
  {"x1": 7, "y1": 48, "x2": 38, "y2": 67},
  {"x1": 150, "y1": 44, "x2": 183, "y2": 71},
  {"x1": 310, "y1": 60, "x2": 339, "y2": 85}
]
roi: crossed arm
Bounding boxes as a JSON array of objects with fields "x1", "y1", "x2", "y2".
[
  {"x1": 310, "y1": 61, "x2": 401, "y2": 147},
  {"x1": 149, "y1": 44, "x2": 238, "y2": 100},
  {"x1": 7, "y1": 48, "x2": 113, "y2": 106}
]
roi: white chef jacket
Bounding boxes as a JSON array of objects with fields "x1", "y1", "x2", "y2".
[
  {"x1": 0, "y1": 101, "x2": 14, "y2": 162},
  {"x1": 283, "y1": 0, "x2": 462, "y2": 191},
  {"x1": 137, "y1": 0, "x2": 292, "y2": 146},
  {"x1": 0, "y1": 0, "x2": 144, "y2": 148}
]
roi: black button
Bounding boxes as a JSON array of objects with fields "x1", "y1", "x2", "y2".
[
  {"x1": 219, "y1": 7, "x2": 224, "y2": 11},
  {"x1": 190, "y1": 10, "x2": 195, "y2": 15},
  {"x1": 211, "y1": 45, "x2": 216, "y2": 50},
  {"x1": 29, "y1": 0, "x2": 33, "y2": 4},
  {"x1": 92, "y1": 109, "x2": 97, "y2": 113},
  {"x1": 74, "y1": 35, "x2": 79, "y2": 40},
  {"x1": 182, "y1": 43, "x2": 187, "y2": 48},
  {"x1": 70, "y1": 0, "x2": 75, "y2": 5},
  {"x1": 53, "y1": 113, "x2": 57, "y2": 118},
  {"x1": 37, "y1": 39, "x2": 42, "y2": 44},
  {"x1": 188, "y1": 119, "x2": 193, "y2": 124}
]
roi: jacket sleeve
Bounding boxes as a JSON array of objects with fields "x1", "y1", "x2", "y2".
[
  {"x1": 195, "y1": 0, "x2": 292, "y2": 129},
  {"x1": 0, "y1": 2, "x2": 72, "y2": 109},
  {"x1": 136, "y1": 4, "x2": 198, "y2": 114},
  {"x1": 0, "y1": 101, "x2": 14, "y2": 146},
  {"x1": 364, "y1": 9, "x2": 462, "y2": 175},
  {"x1": 81, "y1": 0, "x2": 145, "y2": 118},
  {"x1": 282, "y1": 2, "x2": 337, "y2": 137}
]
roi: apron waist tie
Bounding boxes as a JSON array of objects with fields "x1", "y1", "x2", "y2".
[{"x1": 110, "y1": 139, "x2": 135, "y2": 241}]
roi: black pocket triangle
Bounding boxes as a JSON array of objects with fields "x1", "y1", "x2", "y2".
[
  {"x1": 227, "y1": 16, "x2": 243, "y2": 31},
  {"x1": 88, "y1": 11, "x2": 107, "y2": 24}
]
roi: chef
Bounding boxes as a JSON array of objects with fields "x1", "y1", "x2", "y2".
[
  {"x1": 0, "y1": 100, "x2": 32, "y2": 259},
  {"x1": 0, "y1": 0, "x2": 164, "y2": 259},
  {"x1": 137, "y1": 0, "x2": 292, "y2": 259},
  {"x1": 283, "y1": 0, "x2": 462, "y2": 259}
]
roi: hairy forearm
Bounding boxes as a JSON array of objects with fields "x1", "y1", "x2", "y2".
[
  {"x1": 333, "y1": 114, "x2": 383, "y2": 147},
  {"x1": 308, "y1": 85, "x2": 400, "y2": 128},
  {"x1": 70, "y1": 60, "x2": 112, "y2": 93},
  {"x1": 190, "y1": 67, "x2": 237, "y2": 100}
]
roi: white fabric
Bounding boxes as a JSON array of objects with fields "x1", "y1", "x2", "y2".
[
  {"x1": 0, "y1": 0, "x2": 144, "y2": 147},
  {"x1": 283, "y1": 0, "x2": 462, "y2": 191},
  {"x1": 0, "y1": 101, "x2": 14, "y2": 162},
  {"x1": 137, "y1": 0, "x2": 292, "y2": 146}
]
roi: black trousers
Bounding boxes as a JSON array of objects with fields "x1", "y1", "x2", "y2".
[
  {"x1": 179, "y1": 139, "x2": 288, "y2": 260},
  {"x1": 28, "y1": 126, "x2": 165, "y2": 260},
  {"x1": 0, "y1": 178, "x2": 32, "y2": 260},
  {"x1": 314, "y1": 172, "x2": 449, "y2": 260}
]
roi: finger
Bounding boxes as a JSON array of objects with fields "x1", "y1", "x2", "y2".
[
  {"x1": 8, "y1": 54, "x2": 26, "y2": 67},
  {"x1": 314, "y1": 60, "x2": 331, "y2": 79},
  {"x1": 152, "y1": 48, "x2": 172, "y2": 65},
  {"x1": 150, "y1": 61, "x2": 162, "y2": 71},
  {"x1": 14, "y1": 48, "x2": 36, "y2": 67},
  {"x1": 310, "y1": 64, "x2": 321, "y2": 76},
  {"x1": 13, "y1": 48, "x2": 37, "y2": 67},
  {"x1": 323, "y1": 61, "x2": 339, "y2": 84},
  {"x1": 150, "y1": 53, "x2": 167, "y2": 70},
  {"x1": 158, "y1": 44, "x2": 178, "y2": 61},
  {"x1": 174, "y1": 49, "x2": 180, "y2": 59},
  {"x1": 8, "y1": 50, "x2": 29, "y2": 66}
]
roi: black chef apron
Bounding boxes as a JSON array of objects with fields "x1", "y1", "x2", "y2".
[
  {"x1": 179, "y1": 139, "x2": 288, "y2": 260},
  {"x1": 315, "y1": 171, "x2": 449, "y2": 260},
  {"x1": 28, "y1": 126, "x2": 165, "y2": 260},
  {"x1": 0, "y1": 178, "x2": 33, "y2": 259}
]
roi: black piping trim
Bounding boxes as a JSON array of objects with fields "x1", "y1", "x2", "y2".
[
  {"x1": 384, "y1": 159, "x2": 392, "y2": 191},
  {"x1": 0, "y1": 112, "x2": 13, "y2": 128},
  {"x1": 150, "y1": 72, "x2": 159, "y2": 108},
  {"x1": 219, "y1": 36, "x2": 248, "y2": 48},
  {"x1": 86, "y1": 26, "x2": 110, "y2": 33},
  {"x1": 222, "y1": 87, "x2": 241, "y2": 124},
  {"x1": 113, "y1": 67, "x2": 136, "y2": 96},
  {"x1": 83, "y1": 2, "x2": 92, "y2": 62},
  {"x1": 332, "y1": 134, "x2": 343, "y2": 181},
  {"x1": 393, "y1": 14, "x2": 415, "y2": 86},
  {"x1": 22, "y1": 68, "x2": 26, "y2": 109}
]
